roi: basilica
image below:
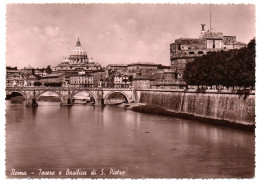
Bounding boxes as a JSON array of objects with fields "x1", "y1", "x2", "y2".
[{"x1": 53, "y1": 38, "x2": 102, "y2": 73}]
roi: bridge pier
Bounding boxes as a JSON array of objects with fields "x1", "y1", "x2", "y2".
[
  {"x1": 60, "y1": 98, "x2": 72, "y2": 106},
  {"x1": 26, "y1": 98, "x2": 38, "y2": 107},
  {"x1": 94, "y1": 98, "x2": 105, "y2": 107}
]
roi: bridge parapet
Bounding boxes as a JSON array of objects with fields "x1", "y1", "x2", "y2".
[{"x1": 6, "y1": 87, "x2": 133, "y2": 91}]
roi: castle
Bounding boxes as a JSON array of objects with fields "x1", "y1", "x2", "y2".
[{"x1": 170, "y1": 24, "x2": 246, "y2": 79}]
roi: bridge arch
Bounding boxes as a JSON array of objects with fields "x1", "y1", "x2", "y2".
[
  {"x1": 104, "y1": 91, "x2": 130, "y2": 104},
  {"x1": 7, "y1": 91, "x2": 28, "y2": 101},
  {"x1": 71, "y1": 91, "x2": 98, "y2": 104},
  {"x1": 36, "y1": 91, "x2": 63, "y2": 102}
]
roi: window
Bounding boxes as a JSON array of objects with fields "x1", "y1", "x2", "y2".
[
  {"x1": 189, "y1": 51, "x2": 194, "y2": 55},
  {"x1": 198, "y1": 51, "x2": 203, "y2": 54}
]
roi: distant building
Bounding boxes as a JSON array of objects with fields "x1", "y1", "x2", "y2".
[
  {"x1": 170, "y1": 25, "x2": 246, "y2": 77},
  {"x1": 34, "y1": 68, "x2": 46, "y2": 76},
  {"x1": 113, "y1": 74, "x2": 131, "y2": 88},
  {"x1": 69, "y1": 74, "x2": 93, "y2": 87},
  {"x1": 25, "y1": 75, "x2": 38, "y2": 86},
  {"x1": 6, "y1": 69, "x2": 21, "y2": 79},
  {"x1": 6, "y1": 78, "x2": 25, "y2": 87},
  {"x1": 105, "y1": 64, "x2": 128, "y2": 79},
  {"x1": 106, "y1": 64, "x2": 128, "y2": 73},
  {"x1": 20, "y1": 64, "x2": 34, "y2": 75},
  {"x1": 127, "y1": 62, "x2": 159, "y2": 72},
  {"x1": 93, "y1": 71, "x2": 106, "y2": 88},
  {"x1": 40, "y1": 73, "x2": 65, "y2": 84},
  {"x1": 6, "y1": 69, "x2": 24, "y2": 87},
  {"x1": 64, "y1": 73, "x2": 75, "y2": 85},
  {"x1": 53, "y1": 38, "x2": 101, "y2": 73},
  {"x1": 150, "y1": 69, "x2": 185, "y2": 89},
  {"x1": 132, "y1": 78, "x2": 153, "y2": 89}
]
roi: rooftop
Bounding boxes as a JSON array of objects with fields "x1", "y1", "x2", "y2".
[
  {"x1": 107, "y1": 64, "x2": 128, "y2": 67},
  {"x1": 172, "y1": 39, "x2": 204, "y2": 46},
  {"x1": 24, "y1": 65, "x2": 34, "y2": 70},
  {"x1": 128, "y1": 62, "x2": 159, "y2": 66}
]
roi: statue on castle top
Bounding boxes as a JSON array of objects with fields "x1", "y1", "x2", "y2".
[{"x1": 201, "y1": 24, "x2": 206, "y2": 31}]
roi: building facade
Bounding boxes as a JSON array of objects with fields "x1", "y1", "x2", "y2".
[
  {"x1": 6, "y1": 69, "x2": 24, "y2": 87},
  {"x1": 93, "y1": 71, "x2": 106, "y2": 88},
  {"x1": 25, "y1": 75, "x2": 38, "y2": 86},
  {"x1": 150, "y1": 69, "x2": 184, "y2": 89},
  {"x1": 20, "y1": 65, "x2": 34, "y2": 75},
  {"x1": 113, "y1": 74, "x2": 131, "y2": 88},
  {"x1": 106, "y1": 64, "x2": 128, "y2": 73},
  {"x1": 40, "y1": 73, "x2": 65, "y2": 85},
  {"x1": 70, "y1": 74, "x2": 93, "y2": 87},
  {"x1": 132, "y1": 78, "x2": 153, "y2": 89},
  {"x1": 127, "y1": 62, "x2": 159, "y2": 72}
]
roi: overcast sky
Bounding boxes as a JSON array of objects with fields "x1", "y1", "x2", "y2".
[{"x1": 6, "y1": 4, "x2": 255, "y2": 69}]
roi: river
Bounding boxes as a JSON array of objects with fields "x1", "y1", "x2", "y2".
[{"x1": 5, "y1": 100, "x2": 255, "y2": 178}]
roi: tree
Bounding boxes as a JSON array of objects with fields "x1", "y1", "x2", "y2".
[
  {"x1": 183, "y1": 38, "x2": 255, "y2": 88},
  {"x1": 33, "y1": 82, "x2": 42, "y2": 86},
  {"x1": 44, "y1": 82, "x2": 62, "y2": 87},
  {"x1": 46, "y1": 65, "x2": 52, "y2": 74},
  {"x1": 6, "y1": 66, "x2": 18, "y2": 70}
]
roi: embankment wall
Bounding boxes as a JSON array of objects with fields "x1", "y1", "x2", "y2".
[{"x1": 137, "y1": 90, "x2": 255, "y2": 125}]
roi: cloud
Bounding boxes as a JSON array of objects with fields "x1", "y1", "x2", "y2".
[
  {"x1": 136, "y1": 41, "x2": 146, "y2": 51},
  {"x1": 44, "y1": 25, "x2": 60, "y2": 38},
  {"x1": 161, "y1": 32, "x2": 173, "y2": 39},
  {"x1": 98, "y1": 33, "x2": 104, "y2": 40},
  {"x1": 33, "y1": 26, "x2": 41, "y2": 34},
  {"x1": 28, "y1": 25, "x2": 61, "y2": 39},
  {"x1": 151, "y1": 43, "x2": 159, "y2": 51},
  {"x1": 60, "y1": 37, "x2": 70, "y2": 43},
  {"x1": 128, "y1": 18, "x2": 137, "y2": 26}
]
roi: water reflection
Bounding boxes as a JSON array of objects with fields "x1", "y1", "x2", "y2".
[{"x1": 5, "y1": 101, "x2": 255, "y2": 178}]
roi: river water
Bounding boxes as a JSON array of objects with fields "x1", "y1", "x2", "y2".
[{"x1": 5, "y1": 100, "x2": 255, "y2": 178}]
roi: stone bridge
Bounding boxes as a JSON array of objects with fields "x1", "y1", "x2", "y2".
[{"x1": 6, "y1": 87, "x2": 137, "y2": 106}]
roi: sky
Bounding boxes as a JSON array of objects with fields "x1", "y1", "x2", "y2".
[{"x1": 6, "y1": 4, "x2": 255, "y2": 69}]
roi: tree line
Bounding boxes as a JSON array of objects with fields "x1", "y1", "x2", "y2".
[
  {"x1": 183, "y1": 39, "x2": 255, "y2": 89},
  {"x1": 6, "y1": 65, "x2": 52, "y2": 74}
]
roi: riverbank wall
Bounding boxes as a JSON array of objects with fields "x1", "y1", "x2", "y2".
[{"x1": 135, "y1": 89, "x2": 255, "y2": 127}]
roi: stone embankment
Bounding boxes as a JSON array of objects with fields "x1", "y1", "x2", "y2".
[{"x1": 132, "y1": 89, "x2": 255, "y2": 131}]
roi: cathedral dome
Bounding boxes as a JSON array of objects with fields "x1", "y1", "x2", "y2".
[
  {"x1": 71, "y1": 38, "x2": 88, "y2": 57},
  {"x1": 76, "y1": 38, "x2": 81, "y2": 47}
]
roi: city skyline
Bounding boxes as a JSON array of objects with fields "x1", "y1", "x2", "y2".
[
  {"x1": 6, "y1": 4, "x2": 255, "y2": 69},
  {"x1": 4, "y1": 3, "x2": 256, "y2": 180}
]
